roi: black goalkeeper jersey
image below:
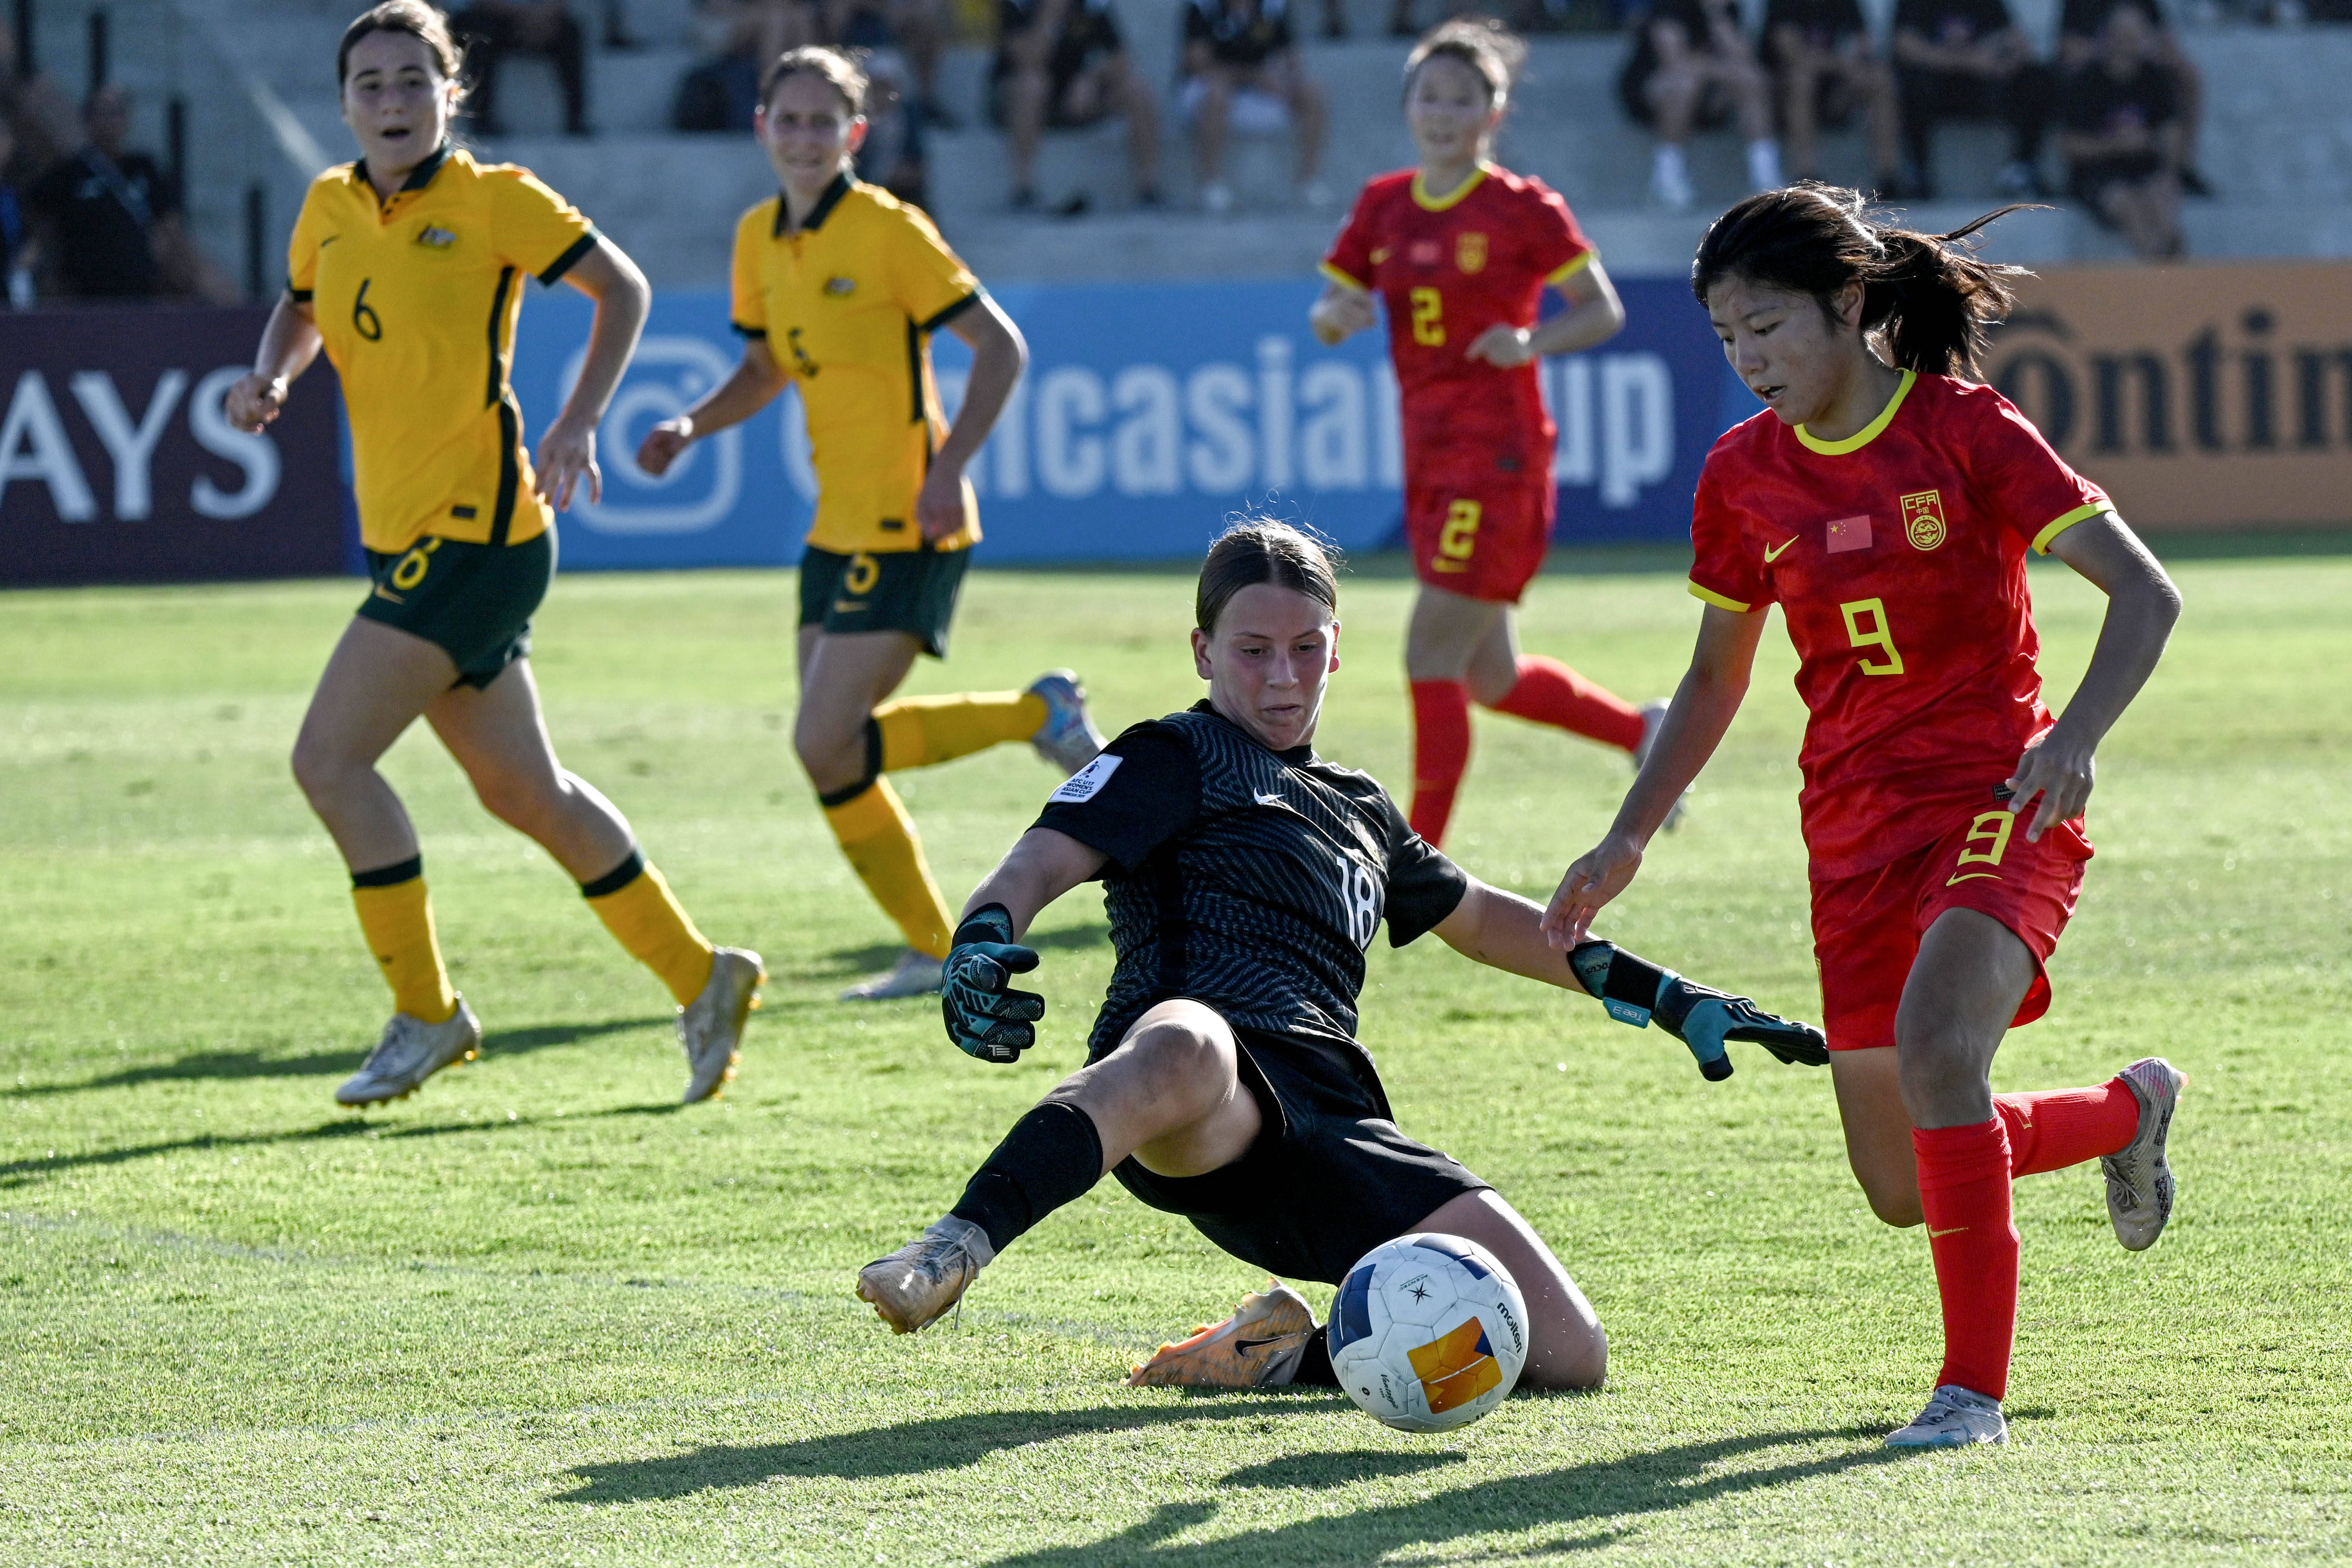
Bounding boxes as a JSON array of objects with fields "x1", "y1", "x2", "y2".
[{"x1": 1033, "y1": 701, "x2": 1469, "y2": 1061}]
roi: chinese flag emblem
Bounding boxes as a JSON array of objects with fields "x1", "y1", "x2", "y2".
[
  {"x1": 1456, "y1": 232, "x2": 1488, "y2": 274},
  {"x1": 1900, "y1": 490, "x2": 1947, "y2": 551}
]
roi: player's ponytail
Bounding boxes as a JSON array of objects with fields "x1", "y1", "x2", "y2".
[
  {"x1": 1691, "y1": 183, "x2": 2031, "y2": 380},
  {"x1": 1197, "y1": 521, "x2": 1341, "y2": 634}
]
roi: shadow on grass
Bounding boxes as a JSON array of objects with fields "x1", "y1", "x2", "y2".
[
  {"x1": 983, "y1": 1425, "x2": 1899, "y2": 1564},
  {"x1": 554, "y1": 1397, "x2": 1355, "y2": 1503},
  {"x1": 0, "y1": 1108, "x2": 585, "y2": 1186},
  {"x1": 5, "y1": 1016, "x2": 670, "y2": 1098}
]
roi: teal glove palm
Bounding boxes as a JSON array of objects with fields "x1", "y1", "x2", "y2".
[
  {"x1": 941, "y1": 904, "x2": 1044, "y2": 1064},
  {"x1": 1570, "y1": 940, "x2": 1830, "y2": 1080}
]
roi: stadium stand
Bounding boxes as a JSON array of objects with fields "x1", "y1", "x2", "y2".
[{"x1": 14, "y1": 0, "x2": 2352, "y2": 293}]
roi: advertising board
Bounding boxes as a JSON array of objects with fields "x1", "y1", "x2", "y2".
[
  {"x1": 512, "y1": 275, "x2": 1742, "y2": 569},
  {"x1": 0, "y1": 307, "x2": 349, "y2": 586}
]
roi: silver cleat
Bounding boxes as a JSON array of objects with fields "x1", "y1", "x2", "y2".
[
  {"x1": 2102, "y1": 1056, "x2": 2185, "y2": 1251},
  {"x1": 1026, "y1": 669, "x2": 1106, "y2": 777},
  {"x1": 840, "y1": 948, "x2": 945, "y2": 1003},
  {"x1": 1886, "y1": 1384, "x2": 2008, "y2": 1448},
  {"x1": 335, "y1": 998, "x2": 484, "y2": 1107},
  {"x1": 679, "y1": 947, "x2": 765, "y2": 1103},
  {"x1": 857, "y1": 1215, "x2": 996, "y2": 1333}
]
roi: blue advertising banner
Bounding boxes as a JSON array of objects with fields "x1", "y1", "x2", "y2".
[{"x1": 509, "y1": 275, "x2": 1746, "y2": 569}]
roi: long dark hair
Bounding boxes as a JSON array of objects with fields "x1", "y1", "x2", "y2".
[
  {"x1": 338, "y1": 1, "x2": 465, "y2": 92},
  {"x1": 1692, "y1": 183, "x2": 2030, "y2": 379},
  {"x1": 1196, "y1": 521, "x2": 1340, "y2": 634}
]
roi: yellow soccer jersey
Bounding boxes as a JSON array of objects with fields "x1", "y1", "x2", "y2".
[
  {"x1": 730, "y1": 175, "x2": 983, "y2": 554},
  {"x1": 289, "y1": 144, "x2": 598, "y2": 554}
]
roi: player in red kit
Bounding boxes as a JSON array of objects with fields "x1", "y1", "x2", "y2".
[
  {"x1": 1309, "y1": 20, "x2": 1661, "y2": 849},
  {"x1": 1544, "y1": 186, "x2": 2187, "y2": 1448}
]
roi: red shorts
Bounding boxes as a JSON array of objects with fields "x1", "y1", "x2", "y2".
[
  {"x1": 1404, "y1": 476, "x2": 1554, "y2": 603},
  {"x1": 1810, "y1": 806, "x2": 2093, "y2": 1053}
]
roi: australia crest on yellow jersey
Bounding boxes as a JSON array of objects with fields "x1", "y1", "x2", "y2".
[
  {"x1": 1456, "y1": 231, "x2": 1488, "y2": 274},
  {"x1": 1900, "y1": 490, "x2": 1948, "y2": 551}
]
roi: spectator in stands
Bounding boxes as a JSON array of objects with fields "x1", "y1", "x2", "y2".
[
  {"x1": 0, "y1": 116, "x2": 28, "y2": 308},
  {"x1": 1618, "y1": 0, "x2": 1780, "y2": 212},
  {"x1": 826, "y1": 0, "x2": 952, "y2": 125},
  {"x1": 2060, "y1": 0, "x2": 2183, "y2": 257},
  {"x1": 675, "y1": 0, "x2": 817, "y2": 131},
  {"x1": 453, "y1": 0, "x2": 591, "y2": 135},
  {"x1": 27, "y1": 85, "x2": 237, "y2": 302},
  {"x1": 1764, "y1": 0, "x2": 1901, "y2": 195},
  {"x1": 994, "y1": 0, "x2": 1163, "y2": 212},
  {"x1": 1889, "y1": 0, "x2": 2054, "y2": 198},
  {"x1": 2059, "y1": 0, "x2": 2207, "y2": 195},
  {"x1": 853, "y1": 42, "x2": 930, "y2": 204},
  {"x1": 1181, "y1": 0, "x2": 1329, "y2": 213}
]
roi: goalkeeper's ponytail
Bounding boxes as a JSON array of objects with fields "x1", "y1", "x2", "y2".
[{"x1": 1691, "y1": 183, "x2": 2031, "y2": 379}]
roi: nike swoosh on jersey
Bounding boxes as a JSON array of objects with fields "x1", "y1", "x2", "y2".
[
  {"x1": 1945, "y1": 871, "x2": 2003, "y2": 886},
  {"x1": 1927, "y1": 1226, "x2": 1970, "y2": 1239},
  {"x1": 1253, "y1": 791, "x2": 1285, "y2": 807},
  {"x1": 1764, "y1": 537, "x2": 1797, "y2": 561}
]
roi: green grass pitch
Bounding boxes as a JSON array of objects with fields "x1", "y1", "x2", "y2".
[{"x1": 2, "y1": 550, "x2": 2347, "y2": 1565}]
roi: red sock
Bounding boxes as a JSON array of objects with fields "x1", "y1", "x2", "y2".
[
  {"x1": 1997, "y1": 1079, "x2": 2140, "y2": 1177},
  {"x1": 1409, "y1": 679, "x2": 1472, "y2": 846},
  {"x1": 1485, "y1": 656, "x2": 1646, "y2": 752},
  {"x1": 1912, "y1": 1119, "x2": 2019, "y2": 1401}
]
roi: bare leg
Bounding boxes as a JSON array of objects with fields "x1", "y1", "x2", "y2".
[
  {"x1": 1779, "y1": 48, "x2": 1824, "y2": 177},
  {"x1": 1410, "y1": 1188, "x2": 1607, "y2": 1391},
  {"x1": 1051, "y1": 999, "x2": 1264, "y2": 1177},
  {"x1": 1284, "y1": 64, "x2": 1327, "y2": 185},
  {"x1": 425, "y1": 658, "x2": 636, "y2": 881},
  {"x1": 793, "y1": 628, "x2": 922, "y2": 795},
  {"x1": 1005, "y1": 66, "x2": 1048, "y2": 194},
  {"x1": 1896, "y1": 907, "x2": 2036, "y2": 1129},
  {"x1": 1114, "y1": 59, "x2": 1161, "y2": 194},
  {"x1": 289, "y1": 617, "x2": 459, "y2": 872},
  {"x1": 1403, "y1": 582, "x2": 1511, "y2": 689},
  {"x1": 1193, "y1": 70, "x2": 1234, "y2": 185}
]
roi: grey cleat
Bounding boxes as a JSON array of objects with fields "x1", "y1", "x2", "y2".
[
  {"x1": 1633, "y1": 698, "x2": 1691, "y2": 831},
  {"x1": 1026, "y1": 669, "x2": 1106, "y2": 776},
  {"x1": 335, "y1": 998, "x2": 484, "y2": 1107},
  {"x1": 679, "y1": 947, "x2": 765, "y2": 1103},
  {"x1": 1886, "y1": 1384, "x2": 2008, "y2": 1448},
  {"x1": 840, "y1": 948, "x2": 945, "y2": 1003},
  {"x1": 857, "y1": 1214, "x2": 996, "y2": 1333},
  {"x1": 2102, "y1": 1056, "x2": 2184, "y2": 1251}
]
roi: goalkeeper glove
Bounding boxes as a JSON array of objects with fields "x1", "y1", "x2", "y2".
[
  {"x1": 941, "y1": 903, "x2": 1045, "y2": 1064},
  {"x1": 1568, "y1": 940, "x2": 1829, "y2": 1081}
]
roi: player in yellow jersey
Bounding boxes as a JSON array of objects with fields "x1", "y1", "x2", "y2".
[
  {"x1": 224, "y1": 1, "x2": 764, "y2": 1108},
  {"x1": 638, "y1": 47, "x2": 1103, "y2": 1003}
]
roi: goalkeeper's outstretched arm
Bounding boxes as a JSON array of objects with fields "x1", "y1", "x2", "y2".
[{"x1": 960, "y1": 828, "x2": 1109, "y2": 940}]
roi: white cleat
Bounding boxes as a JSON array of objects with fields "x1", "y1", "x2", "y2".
[
  {"x1": 335, "y1": 998, "x2": 484, "y2": 1107},
  {"x1": 2103, "y1": 1056, "x2": 2185, "y2": 1251},
  {"x1": 1026, "y1": 669, "x2": 1106, "y2": 776},
  {"x1": 1885, "y1": 1384, "x2": 2008, "y2": 1448},
  {"x1": 839, "y1": 948, "x2": 945, "y2": 1002},
  {"x1": 1633, "y1": 698, "x2": 1691, "y2": 831},
  {"x1": 857, "y1": 1215, "x2": 996, "y2": 1333},
  {"x1": 679, "y1": 947, "x2": 765, "y2": 1103}
]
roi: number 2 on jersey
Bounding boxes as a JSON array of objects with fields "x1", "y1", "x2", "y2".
[
  {"x1": 1839, "y1": 596, "x2": 1905, "y2": 676},
  {"x1": 1409, "y1": 287, "x2": 1444, "y2": 347}
]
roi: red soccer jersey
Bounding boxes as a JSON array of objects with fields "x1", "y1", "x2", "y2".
[
  {"x1": 1322, "y1": 165, "x2": 1593, "y2": 484},
  {"x1": 1688, "y1": 370, "x2": 2111, "y2": 879}
]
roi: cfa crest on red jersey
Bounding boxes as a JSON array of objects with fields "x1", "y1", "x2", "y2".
[
  {"x1": 1900, "y1": 490, "x2": 1948, "y2": 551},
  {"x1": 1456, "y1": 232, "x2": 1488, "y2": 274}
]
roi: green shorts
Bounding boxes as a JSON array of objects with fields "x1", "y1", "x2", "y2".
[
  {"x1": 357, "y1": 530, "x2": 554, "y2": 690},
  {"x1": 797, "y1": 544, "x2": 970, "y2": 659}
]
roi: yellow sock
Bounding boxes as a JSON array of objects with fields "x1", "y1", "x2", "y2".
[
  {"x1": 823, "y1": 779, "x2": 953, "y2": 958},
  {"x1": 350, "y1": 869, "x2": 458, "y2": 1024},
  {"x1": 582, "y1": 851, "x2": 716, "y2": 1006},
  {"x1": 873, "y1": 691, "x2": 1048, "y2": 772}
]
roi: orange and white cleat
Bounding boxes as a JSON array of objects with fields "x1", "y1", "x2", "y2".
[{"x1": 1127, "y1": 1279, "x2": 1317, "y2": 1389}]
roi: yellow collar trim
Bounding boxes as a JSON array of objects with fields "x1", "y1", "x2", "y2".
[
  {"x1": 1795, "y1": 368, "x2": 1917, "y2": 455},
  {"x1": 1411, "y1": 166, "x2": 1489, "y2": 212}
]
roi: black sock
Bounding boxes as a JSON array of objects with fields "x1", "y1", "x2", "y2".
[
  {"x1": 1290, "y1": 1325, "x2": 1338, "y2": 1387},
  {"x1": 949, "y1": 1101, "x2": 1104, "y2": 1255}
]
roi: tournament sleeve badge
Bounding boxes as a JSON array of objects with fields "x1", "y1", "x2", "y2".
[
  {"x1": 1048, "y1": 753, "x2": 1122, "y2": 804},
  {"x1": 1901, "y1": 490, "x2": 1947, "y2": 550}
]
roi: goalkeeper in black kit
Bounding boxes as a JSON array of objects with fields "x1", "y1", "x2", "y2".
[{"x1": 856, "y1": 521, "x2": 1826, "y2": 1391}]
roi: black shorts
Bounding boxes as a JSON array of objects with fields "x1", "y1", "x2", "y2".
[
  {"x1": 1110, "y1": 1026, "x2": 1492, "y2": 1286},
  {"x1": 357, "y1": 530, "x2": 553, "y2": 690},
  {"x1": 797, "y1": 544, "x2": 969, "y2": 658}
]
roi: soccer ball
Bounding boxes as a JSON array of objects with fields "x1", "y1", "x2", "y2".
[{"x1": 1327, "y1": 1233, "x2": 1529, "y2": 1433}]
